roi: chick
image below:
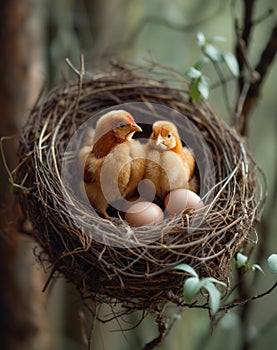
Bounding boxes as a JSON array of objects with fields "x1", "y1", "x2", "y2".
[
  {"x1": 144, "y1": 120, "x2": 196, "y2": 200},
  {"x1": 79, "y1": 110, "x2": 145, "y2": 218}
]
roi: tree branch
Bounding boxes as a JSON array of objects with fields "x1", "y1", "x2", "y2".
[
  {"x1": 233, "y1": 0, "x2": 277, "y2": 135},
  {"x1": 234, "y1": 0, "x2": 256, "y2": 86},
  {"x1": 239, "y1": 22, "x2": 277, "y2": 135},
  {"x1": 142, "y1": 314, "x2": 167, "y2": 350}
]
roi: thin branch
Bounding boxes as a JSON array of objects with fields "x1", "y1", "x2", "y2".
[
  {"x1": 65, "y1": 54, "x2": 85, "y2": 128},
  {"x1": 233, "y1": 0, "x2": 256, "y2": 83},
  {"x1": 220, "y1": 279, "x2": 277, "y2": 311},
  {"x1": 254, "y1": 22, "x2": 277, "y2": 81},
  {"x1": 210, "y1": 74, "x2": 236, "y2": 90},
  {"x1": 65, "y1": 55, "x2": 84, "y2": 77},
  {"x1": 233, "y1": 81, "x2": 250, "y2": 130},
  {"x1": 232, "y1": 0, "x2": 277, "y2": 135},
  {"x1": 142, "y1": 314, "x2": 167, "y2": 350},
  {"x1": 211, "y1": 60, "x2": 234, "y2": 116},
  {"x1": 252, "y1": 8, "x2": 274, "y2": 26},
  {"x1": 41, "y1": 267, "x2": 57, "y2": 293},
  {"x1": 241, "y1": 0, "x2": 256, "y2": 49},
  {"x1": 176, "y1": 279, "x2": 277, "y2": 312},
  {"x1": 239, "y1": 22, "x2": 277, "y2": 134}
]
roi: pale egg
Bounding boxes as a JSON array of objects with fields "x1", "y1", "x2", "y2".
[
  {"x1": 125, "y1": 201, "x2": 164, "y2": 227},
  {"x1": 164, "y1": 189, "x2": 204, "y2": 215}
]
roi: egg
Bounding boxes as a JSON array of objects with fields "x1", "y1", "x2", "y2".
[
  {"x1": 125, "y1": 201, "x2": 164, "y2": 227},
  {"x1": 164, "y1": 189, "x2": 204, "y2": 215}
]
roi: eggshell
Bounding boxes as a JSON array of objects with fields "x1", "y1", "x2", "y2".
[
  {"x1": 164, "y1": 189, "x2": 204, "y2": 215},
  {"x1": 125, "y1": 201, "x2": 164, "y2": 227}
]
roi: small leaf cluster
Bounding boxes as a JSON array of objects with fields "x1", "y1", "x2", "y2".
[
  {"x1": 174, "y1": 263, "x2": 226, "y2": 315},
  {"x1": 185, "y1": 32, "x2": 239, "y2": 102},
  {"x1": 235, "y1": 252, "x2": 277, "y2": 274},
  {"x1": 235, "y1": 252, "x2": 264, "y2": 273}
]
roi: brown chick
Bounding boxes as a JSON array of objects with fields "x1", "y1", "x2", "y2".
[
  {"x1": 144, "y1": 120, "x2": 196, "y2": 200},
  {"x1": 79, "y1": 110, "x2": 145, "y2": 218}
]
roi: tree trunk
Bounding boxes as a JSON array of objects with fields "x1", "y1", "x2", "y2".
[{"x1": 0, "y1": 1, "x2": 48, "y2": 349}]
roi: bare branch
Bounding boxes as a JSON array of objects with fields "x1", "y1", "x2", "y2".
[
  {"x1": 233, "y1": 0, "x2": 257, "y2": 92},
  {"x1": 232, "y1": 0, "x2": 277, "y2": 135},
  {"x1": 142, "y1": 314, "x2": 167, "y2": 350},
  {"x1": 254, "y1": 22, "x2": 277, "y2": 81},
  {"x1": 239, "y1": 22, "x2": 277, "y2": 134},
  {"x1": 221, "y1": 280, "x2": 277, "y2": 311},
  {"x1": 252, "y1": 8, "x2": 274, "y2": 26}
]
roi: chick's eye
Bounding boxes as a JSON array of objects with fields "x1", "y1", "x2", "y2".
[
  {"x1": 167, "y1": 133, "x2": 172, "y2": 139},
  {"x1": 118, "y1": 123, "x2": 126, "y2": 129}
]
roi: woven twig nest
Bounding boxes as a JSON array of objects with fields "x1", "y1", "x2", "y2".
[{"x1": 14, "y1": 61, "x2": 262, "y2": 316}]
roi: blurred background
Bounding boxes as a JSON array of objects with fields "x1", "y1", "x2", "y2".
[{"x1": 0, "y1": 0, "x2": 276, "y2": 349}]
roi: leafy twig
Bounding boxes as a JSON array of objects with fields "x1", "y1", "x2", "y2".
[{"x1": 185, "y1": 32, "x2": 239, "y2": 108}]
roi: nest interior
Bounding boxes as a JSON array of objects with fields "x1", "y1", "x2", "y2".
[{"x1": 14, "y1": 61, "x2": 262, "y2": 314}]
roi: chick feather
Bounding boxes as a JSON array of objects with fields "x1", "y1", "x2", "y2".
[
  {"x1": 144, "y1": 120, "x2": 196, "y2": 199},
  {"x1": 79, "y1": 110, "x2": 145, "y2": 218}
]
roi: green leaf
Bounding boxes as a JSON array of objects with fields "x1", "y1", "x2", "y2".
[
  {"x1": 204, "y1": 282, "x2": 221, "y2": 315},
  {"x1": 185, "y1": 67, "x2": 202, "y2": 79},
  {"x1": 253, "y1": 264, "x2": 264, "y2": 273},
  {"x1": 267, "y1": 254, "x2": 277, "y2": 274},
  {"x1": 173, "y1": 263, "x2": 198, "y2": 277},
  {"x1": 190, "y1": 80, "x2": 201, "y2": 102},
  {"x1": 223, "y1": 52, "x2": 240, "y2": 77},
  {"x1": 198, "y1": 76, "x2": 210, "y2": 99},
  {"x1": 197, "y1": 32, "x2": 206, "y2": 46},
  {"x1": 203, "y1": 44, "x2": 222, "y2": 62},
  {"x1": 236, "y1": 252, "x2": 248, "y2": 268},
  {"x1": 183, "y1": 277, "x2": 201, "y2": 303}
]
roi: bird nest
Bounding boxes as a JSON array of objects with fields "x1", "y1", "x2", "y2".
[{"x1": 14, "y1": 61, "x2": 263, "y2": 317}]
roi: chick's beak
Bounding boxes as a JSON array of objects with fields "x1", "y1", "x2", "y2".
[
  {"x1": 156, "y1": 134, "x2": 164, "y2": 146},
  {"x1": 131, "y1": 123, "x2": 142, "y2": 132},
  {"x1": 125, "y1": 123, "x2": 142, "y2": 141}
]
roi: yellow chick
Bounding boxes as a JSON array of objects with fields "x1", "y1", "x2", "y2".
[{"x1": 144, "y1": 120, "x2": 196, "y2": 200}]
